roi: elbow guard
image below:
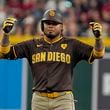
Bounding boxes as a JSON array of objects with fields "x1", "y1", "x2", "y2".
[
  {"x1": 93, "y1": 48, "x2": 105, "y2": 58},
  {"x1": 0, "y1": 45, "x2": 10, "y2": 54}
]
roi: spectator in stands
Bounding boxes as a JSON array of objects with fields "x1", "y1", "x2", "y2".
[{"x1": 0, "y1": 0, "x2": 109, "y2": 37}]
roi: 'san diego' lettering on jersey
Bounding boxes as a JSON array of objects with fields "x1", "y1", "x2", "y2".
[{"x1": 32, "y1": 52, "x2": 71, "y2": 64}]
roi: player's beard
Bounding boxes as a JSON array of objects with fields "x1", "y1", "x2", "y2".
[{"x1": 44, "y1": 32, "x2": 60, "y2": 39}]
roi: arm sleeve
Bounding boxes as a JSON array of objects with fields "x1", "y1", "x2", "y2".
[{"x1": 74, "y1": 39, "x2": 95, "y2": 64}]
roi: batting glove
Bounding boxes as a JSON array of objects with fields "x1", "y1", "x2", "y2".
[
  {"x1": 2, "y1": 17, "x2": 17, "y2": 35},
  {"x1": 89, "y1": 22, "x2": 102, "y2": 39}
]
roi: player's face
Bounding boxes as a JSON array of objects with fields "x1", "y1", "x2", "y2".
[{"x1": 43, "y1": 20, "x2": 63, "y2": 39}]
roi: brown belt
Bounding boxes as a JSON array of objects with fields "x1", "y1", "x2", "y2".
[{"x1": 35, "y1": 91, "x2": 72, "y2": 98}]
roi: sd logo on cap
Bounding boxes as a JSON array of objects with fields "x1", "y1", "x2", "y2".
[{"x1": 49, "y1": 10, "x2": 56, "y2": 17}]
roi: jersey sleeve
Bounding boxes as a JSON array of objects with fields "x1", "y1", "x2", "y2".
[
  {"x1": 73, "y1": 39, "x2": 94, "y2": 64},
  {"x1": 2, "y1": 40, "x2": 31, "y2": 60}
]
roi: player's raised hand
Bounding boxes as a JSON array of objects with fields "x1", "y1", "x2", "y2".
[
  {"x1": 89, "y1": 22, "x2": 102, "y2": 39},
  {"x1": 2, "y1": 17, "x2": 17, "y2": 35}
]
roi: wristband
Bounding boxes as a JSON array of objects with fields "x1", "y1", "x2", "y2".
[
  {"x1": 95, "y1": 37, "x2": 102, "y2": 40},
  {"x1": 4, "y1": 32, "x2": 10, "y2": 36}
]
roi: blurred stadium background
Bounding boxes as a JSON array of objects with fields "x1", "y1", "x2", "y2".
[{"x1": 0, "y1": 0, "x2": 110, "y2": 110}]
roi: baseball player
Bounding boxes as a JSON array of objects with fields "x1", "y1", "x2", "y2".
[{"x1": 0, "y1": 9, "x2": 105, "y2": 110}]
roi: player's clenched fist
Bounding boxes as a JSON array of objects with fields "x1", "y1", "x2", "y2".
[
  {"x1": 89, "y1": 22, "x2": 102, "y2": 38},
  {"x1": 2, "y1": 17, "x2": 16, "y2": 34}
]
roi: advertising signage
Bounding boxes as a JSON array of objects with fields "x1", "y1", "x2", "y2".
[{"x1": 92, "y1": 53, "x2": 110, "y2": 110}]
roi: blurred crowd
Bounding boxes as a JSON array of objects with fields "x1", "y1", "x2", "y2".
[{"x1": 0, "y1": 0, "x2": 110, "y2": 38}]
